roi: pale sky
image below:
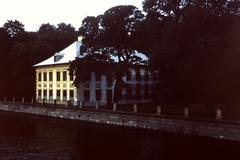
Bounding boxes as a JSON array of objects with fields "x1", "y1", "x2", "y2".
[{"x1": 0, "y1": 0, "x2": 143, "y2": 31}]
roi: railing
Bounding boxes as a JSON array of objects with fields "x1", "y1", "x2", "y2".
[{"x1": 0, "y1": 96, "x2": 238, "y2": 122}]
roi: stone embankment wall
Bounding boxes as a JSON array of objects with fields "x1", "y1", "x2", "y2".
[{"x1": 0, "y1": 103, "x2": 240, "y2": 141}]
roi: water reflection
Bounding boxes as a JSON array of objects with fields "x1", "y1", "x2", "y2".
[{"x1": 0, "y1": 111, "x2": 239, "y2": 160}]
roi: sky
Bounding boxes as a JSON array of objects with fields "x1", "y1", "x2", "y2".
[{"x1": 0, "y1": 0, "x2": 143, "y2": 32}]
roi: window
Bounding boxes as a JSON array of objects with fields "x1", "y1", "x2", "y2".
[
  {"x1": 43, "y1": 90, "x2": 47, "y2": 99},
  {"x1": 57, "y1": 90, "x2": 61, "y2": 100},
  {"x1": 131, "y1": 85, "x2": 136, "y2": 98},
  {"x1": 144, "y1": 84, "x2": 150, "y2": 98},
  {"x1": 43, "y1": 72, "x2": 47, "y2": 81},
  {"x1": 144, "y1": 73, "x2": 150, "y2": 81},
  {"x1": 96, "y1": 82, "x2": 101, "y2": 89},
  {"x1": 63, "y1": 71, "x2": 67, "y2": 81},
  {"x1": 54, "y1": 55, "x2": 63, "y2": 62},
  {"x1": 38, "y1": 73, "x2": 42, "y2": 81},
  {"x1": 63, "y1": 90, "x2": 67, "y2": 101},
  {"x1": 107, "y1": 75, "x2": 113, "y2": 87},
  {"x1": 141, "y1": 84, "x2": 145, "y2": 96},
  {"x1": 49, "y1": 72, "x2": 53, "y2": 81},
  {"x1": 70, "y1": 90, "x2": 74, "y2": 100},
  {"x1": 49, "y1": 90, "x2": 53, "y2": 100},
  {"x1": 57, "y1": 72, "x2": 61, "y2": 81},
  {"x1": 96, "y1": 89, "x2": 101, "y2": 101},
  {"x1": 84, "y1": 90, "x2": 90, "y2": 101},
  {"x1": 121, "y1": 88, "x2": 127, "y2": 99},
  {"x1": 95, "y1": 74, "x2": 101, "y2": 81},
  {"x1": 38, "y1": 90, "x2": 42, "y2": 99},
  {"x1": 84, "y1": 82, "x2": 90, "y2": 89},
  {"x1": 136, "y1": 83, "x2": 141, "y2": 99}
]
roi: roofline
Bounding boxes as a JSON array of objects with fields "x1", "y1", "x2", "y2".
[{"x1": 33, "y1": 62, "x2": 70, "y2": 68}]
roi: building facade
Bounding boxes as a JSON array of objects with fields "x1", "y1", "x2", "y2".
[
  {"x1": 34, "y1": 39, "x2": 155, "y2": 106},
  {"x1": 35, "y1": 64, "x2": 77, "y2": 104}
]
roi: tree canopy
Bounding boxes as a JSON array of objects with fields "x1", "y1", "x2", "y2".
[
  {"x1": 3, "y1": 20, "x2": 25, "y2": 37},
  {"x1": 71, "y1": 5, "x2": 146, "y2": 102},
  {"x1": 138, "y1": 0, "x2": 240, "y2": 104}
]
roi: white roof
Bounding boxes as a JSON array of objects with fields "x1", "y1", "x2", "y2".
[
  {"x1": 34, "y1": 41, "x2": 83, "y2": 67},
  {"x1": 110, "y1": 51, "x2": 148, "y2": 64},
  {"x1": 34, "y1": 40, "x2": 148, "y2": 67}
]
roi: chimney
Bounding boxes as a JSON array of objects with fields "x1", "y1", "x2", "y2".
[{"x1": 78, "y1": 36, "x2": 83, "y2": 42}]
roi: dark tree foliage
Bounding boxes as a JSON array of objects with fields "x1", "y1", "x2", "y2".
[
  {"x1": 0, "y1": 28, "x2": 12, "y2": 95},
  {"x1": 71, "y1": 5, "x2": 146, "y2": 102},
  {"x1": 57, "y1": 23, "x2": 76, "y2": 33},
  {"x1": 138, "y1": 0, "x2": 240, "y2": 104},
  {"x1": 70, "y1": 54, "x2": 114, "y2": 84},
  {"x1": 0, "y1": 20, "x2": 77, "y2": 99},
  {"x1": 38, "y1": 23, "x2": 57, "y2": 33},
  {"x1": 3, "y1": 20, "x2": 25, "y2": 37}
]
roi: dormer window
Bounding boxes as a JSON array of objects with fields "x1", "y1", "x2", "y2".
[
  {"x1": 53, "y1": 52, "x2": 65, "y2": 62},
  {"x1": 54, "y1": 55, "x2": 63, "y2": 62}
]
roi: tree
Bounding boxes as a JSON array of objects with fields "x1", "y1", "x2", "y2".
[
  {"x1": 136, "y1": 0, "x2": 240, "y2": 103},
  {"x1": 38, "y1": 23, "x2": 77, "y2": 53},
  {"x1": 57, "y1": 23, "x2": 75, "y2": 33},
  {"x1": 38, "y1": 23, "x2": 56, "y2": 33},
  {"x1": 3, "y1": 20, "x2": 25, "y2": 37},
  {"x1": 71, "y1": 5, "x2": 146, "y2": 103}
]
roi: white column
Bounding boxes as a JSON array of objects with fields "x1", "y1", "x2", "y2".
[
  {"x1": 53, "y1": 69, "x2": 56, "y2": 100},
  {"x1": 131, "y1": 68, "x2": 136, "y2": 82},
  {"x1": 41, "y1": 72, "x2": 43, "y2": 99},
  {"x1": 74, "y1": 88, "x2": 78, "y2": 102},
  {"x1": 101, "y1": 75, "x2": 107, "y2": 103},
  {"x1": 131, "y1": 69, "x2": 136, "y2": 100},
  {"x1": 60, "y1": 89, "x2": 63, "y2": 101},
  {"x1": 140, "y1": 68, "x2": 145, "y2": 77},
  {"x1": 36, "y1": 71, "x2": 38, "y2": 99},
  {"x1": 90, "y1": 72, "x2": 96, "y2": 102}
]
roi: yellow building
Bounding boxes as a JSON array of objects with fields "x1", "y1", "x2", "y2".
[{"x1": 34, "y1": 39, "x2": 82, "y2": 104}]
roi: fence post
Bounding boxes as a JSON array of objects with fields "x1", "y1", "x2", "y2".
[
  {"x1": 157, "y1": 105, "x2": 162, "y2": 115},
  {"x1": 31, "y1": 98, "x2": 34, "y2": 104},
  {"x1": 42, "y1": 99, "x2": 45, "y2": 105},
  {"x1": 79, "y1": 101, "x2": 83, "y2": 108},
  {"x1": 133, "y1": 104, "x2": 137, "y2": 113},
  {"x1": 184, "y1": 107, "x2": 189, "y2": 117},
  {"x1": 22, "y1": 97, "x2": 25, "y2": 104},
  {"x1": 96, "y1": 102, "x2": 99, "y2": 110},
  {"x1": 216, "y1": 109, "x2": 222, "y2": 120},
  {"x1": 13, "y1": 97, "x2": 15, "y2": 103},
  {"x1": 54, "y1": 99, "x2": 57, "y2": 106},
  {"x1": 67, "y1": 100, "x2": 70, "y2": 107},
  {"x1": 113, "y1": 103, "x2": 117, "y2": 111}
]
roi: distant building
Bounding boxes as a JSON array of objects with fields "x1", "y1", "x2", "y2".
[{"x1": 34, "y1": 38, "x2": 155, "y2": 106}]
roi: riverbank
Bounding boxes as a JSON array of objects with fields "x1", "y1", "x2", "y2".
[{"x1": 0, "y1": 103, "x2": 239, "y2": 141}]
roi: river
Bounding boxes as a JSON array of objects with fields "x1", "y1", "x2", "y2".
[{"x1": 0, "y1": 111, "x2": 239, "y2": 160}]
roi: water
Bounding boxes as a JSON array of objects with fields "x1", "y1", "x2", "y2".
[{"x1": 0, "y1": 111, "x2": 239, "y2": 160}]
